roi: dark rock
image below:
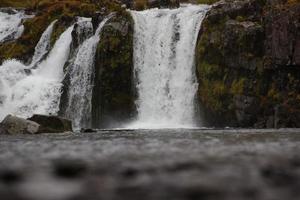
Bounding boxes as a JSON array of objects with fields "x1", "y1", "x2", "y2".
[
  {"x1": 264, "y1": 2, "x2": 300, "y2": 67},
  {"x1": 27, "y1": 114, "x2": 72, "y2": 133},
  {"x1": 196, "y1": 0, "x2": 300, "y2": 128},
  {"x1": 274, "y1": 103, "x2": 300, "y2": 128},
  {"x1": 80, "y1": 128, "x2": 97, "y2": 133},
  {"x1": 92, "y1": 12, "x2": 136, "y2": 128},
  {"x1": 234, "y1": 95, "x2": 259, "y2": 126},
  {"x1": 91, "y1": 11, "x2": 106, "y2": 33},
  {"x1": 123, "y1": 0, "x2": 179, "y2": 10},
  {"x1": 59, "y1": 19, "x2": 94, "y2": 117},
  {"x1": 266, "y1": 116, "x2": 275, "y2": 128},
  {"x1": 0, "y1": 115, "x2": 40, "y2": 134},
  {"x1": 71, "y1": 19, "x2": 94, "y2": 52},
  {"x1": 0, "y1": 124, "x2": 8, "y2": 134}
]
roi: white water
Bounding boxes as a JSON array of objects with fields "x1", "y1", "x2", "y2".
[
  {"x1": 0, "y1": 25, "x2": 74, "y2": 120},
  {"x1": 31, "y1": 20, "x2": 57, "y2": 66},
  {"x1": 0, "y1": 9, "x2": 33, "y2": 43},
  {"x1": 129, "y1": 4, "x2": 210, "y2": 129},
  {"x1": 64, "y1": 14, "x2": 114, "y2": 129}
]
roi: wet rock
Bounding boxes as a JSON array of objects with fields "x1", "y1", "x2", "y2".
[
  {"x1": 91, "y1": 11, "x2": 106, "y2": 32},
  {"x1": 274, "y1": 103, "x2": 300, "y2": 128},
  {"x1": 234, "y1": 95, "x2": 259, "y2": 126},
  {"x1": 71, "y1": 18, "x2": 94, "y2": 52},
  {"x1": 80, "y1": 128, "x2": 97, "y2": 133},
  {"x1": 93, "y1": 12, "x2": 136, "y2": 128},
  {"x1": 0, "y1": 124, "x2": 8, "y2": 134},
  {"x1": 196, "y1": 0, "x2": 300, "y2": 128},
  {"x1": 123, "y1": 0, "x2": 179, "y2": 10},
  {"x1": 265, "y1": 2, "x2": 300, "y2": 67},
  {"x1": 27, "y1": 114, "x2": 72, "y2": 133},
  {"x1": 0, "y1": 115, "x2": 40, "y2": 134}
]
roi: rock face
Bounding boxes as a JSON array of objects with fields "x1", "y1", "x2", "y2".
[
  {"x1": 196, "y1": 0, "x2": 300, "y2": 128},
  {"x1": 120, "y1": 0, "x2": 180, "y2": 10},
  {"x1": 0, "y1": 115, "x2": 40, "y2": 134},
  {"x1": 28, "y1": 115, "x2": 72, "y2": 133},
  {"x1": 92, "y1": 12, "x2": 136, "y2": 128}
]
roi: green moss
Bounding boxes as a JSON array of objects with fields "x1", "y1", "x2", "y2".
[
  {"x1": 92, "y1": 10, "x2": 135, "y2": 127},
  {"x1": 236, "y1": 15, "x2": 246, "y2": 22},
  {"x1": 231, "y1": 78, "x2": 245, "y2": 95},
  {"x1": 0, "y1": 0, "x2": 123, "y2": 63}
]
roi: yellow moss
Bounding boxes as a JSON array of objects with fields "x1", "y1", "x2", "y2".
[
  {"x1": 0, "y1": 0, "x2": 123, "y2": 63},
  {"x1": 231, "y1": 78, "x2": 245, "y2": 95},
  {"x1": 134, "y1": 0, "x2": 148, "y2": 10},
  {"x1": 267, "y1": 84, "x2": 280, "y2": 101},
  {"x1": 199, "y1": 79, "x2": 228, "y2": 112}
]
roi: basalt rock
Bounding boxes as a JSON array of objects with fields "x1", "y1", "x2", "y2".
[
  {"x1": 28, "y1": 114, "x2": 72, "y2": 133},
  {"x1": 121, "y1": 0, "x2": 179, "y2": 10},
  {"x1": 0, "y1": 115, "x2": 40, "y2": 134},
  {"x1": 196, "y1": 0, "x2": 300, "y2": 128},
  {"x1": 92, "y1": 12, "x2": 136, "y2": 128}
]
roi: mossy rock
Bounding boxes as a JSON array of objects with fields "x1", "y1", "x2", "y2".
[
  {"x1": 92, "y1": 11, "x2": 136, "y2": 128},
  {"x1": 196, "y1": 0, "x2": 300, "y2": 127},
  {"x1": 0, "y1": 0, "x2": 123, "y2": 64}
]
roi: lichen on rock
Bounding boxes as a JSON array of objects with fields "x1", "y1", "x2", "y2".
[{"x1": 196, "y1": 0, "x2": 300, "y2": 128}]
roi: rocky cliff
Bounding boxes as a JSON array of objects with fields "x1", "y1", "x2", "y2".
[
  {"x1": 196, "y1": 0, "x2": 300, "y2": 128},
  {"x1": 1, "y1": 0, "x2": 299, "y2": 128}
]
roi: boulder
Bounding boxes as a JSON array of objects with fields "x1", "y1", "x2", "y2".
[
  {"x1": 27, "y1": 115, "x2": 72, "y2": 133},
  {"x1": 0, "y1": 115, "x2": 40, "y2": 134}
]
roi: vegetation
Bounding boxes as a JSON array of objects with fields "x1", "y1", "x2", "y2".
[{"x1": 0, "y1": 0, "x2": 123, "y2": 64}]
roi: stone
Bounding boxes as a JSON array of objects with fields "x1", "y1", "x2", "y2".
[
  {"x1": 27, "y1": 115, "x2": 72, "y2": 133},
  {"x1": 234, "y1": 95, "x2": 259, "y2": 126},
  {"x1": 0, "y1": 124, "x2": 8, "y2": 134},
  {"x1": 264, "y1": 2, "x2": 300, "y2": 67},
  {"x1": 196, "y1": 0, "x2": 300, "y2": 128},
  {"x1": 0, "y1": 115, "x2": 40, "y2": 134},
  {"x1": 93, "y1": 13, "x2": 136, "y2": 128}
]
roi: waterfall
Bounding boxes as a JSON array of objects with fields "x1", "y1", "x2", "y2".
[
  {"x1": 130, "y1": 4, "x2": 210, "y2": 128},
  {"x1": 0, "y1": 24, "x2": 74, "y2": 120},
  {"x1": 64, "y1": 14, "x2": 114, "y2": 129},
  {"x1": 31, "y1": 20, "x2": 57, "y2": 66},
  {"x1": 0, "y1": 9, "x2": 33, "y2": 43}
]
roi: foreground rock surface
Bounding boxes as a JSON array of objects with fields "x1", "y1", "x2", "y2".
[
  {"x1": 28, "y1": 114, "x2": 72, "y2": 133},
  {"x1": 0, "y1": 129, "x2": 300, "y2": 200},
  {"x1": 0, "y1": 115, "x2": 40, "y2": 134}
]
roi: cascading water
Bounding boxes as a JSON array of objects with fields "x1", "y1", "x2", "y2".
[
  {"x1": 0, "y1": 9, "x2": 33, "y2": 43},
  {"x1": 130, "y1": 4, "x2": 210, "y2": 128},
  {"x1": 64, "y1": 14, "x2": 114, "y2": 129},
  {"x1": 0, "y1": 24, "x2": 74, "y2": 120},
  {"x1": 30, "y1": 20, "x2": 57, "y2": 66}
]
